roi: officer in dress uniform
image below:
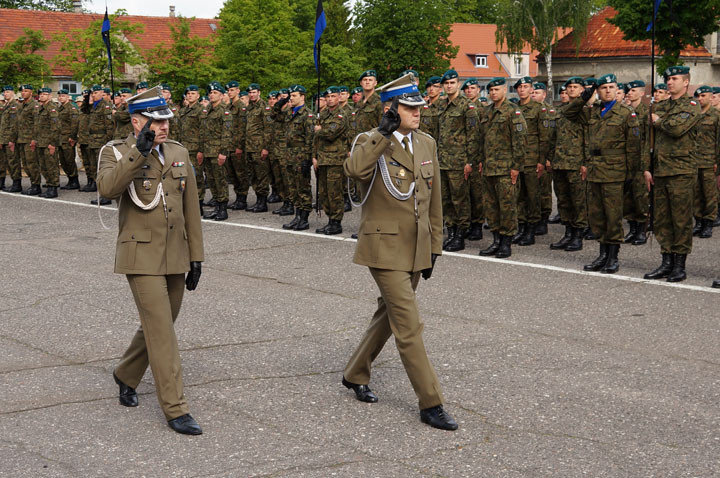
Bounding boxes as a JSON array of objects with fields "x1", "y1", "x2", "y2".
[
  {"x1": 97, "y1": 86, "x2": 205, "y2": 435},
  {"x1": 342, "y1": 73, "x2": 458, "y2": 431}
]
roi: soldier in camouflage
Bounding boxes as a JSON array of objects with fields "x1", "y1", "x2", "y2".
[
  {"x1": 689, "y1": 85, "x2": 719, "y2": 239},
  {"x1": 353, "y1": 70, "x2": 384, "y2": 138},
  {"x1": 76, "y1": 90, "x2": 92, "y2": 192},
  {"x1": 14, "y1": 85, "x2": 41, "y2": 195},
  {"x1": 622, "y1": 80, "x2": 650, "y2": 245},
  {"x1": 0, "y1": 85, "x2": 21, "y2": 192},
  {"x1": 270, "y1": 89, "x2": 296, "y2": 216},
  {"x1": 643, "y1": 66, "x2": 702, "y2": 283},
  {"x1": 532, "y1": 82, "x2": 556, "y2": 235},
  {"x1": 244, "y1": 83, "x2": 270, "y2": 212},
  {"x1": 113, "y1": 88, "x2": 133, "y2": 140},
  {"x1": 85, "y1": 85, "x2": 114, "y2": 202},
  {"x1": 56, "y1": 88, "x2": 80, "y2": 190},
  {"x1": 225, "y1": 81, "x2": 250, "y2": 211},
  {"x1": 178, "y1": 85, "x2": 207, "y2": 212},
  {"x1": 419, "y1": 76, "x2": 441, "y2": 140},
  {"x1": 32, "y1": 87, "x2": 61, "y2": 198},
  {"x1": 199, "y1": 82, "x2": 233, "y2": 221},
  {"x1": 161, "y1": 84, "x2": 180, "y2": 141},
  {"x1": 461, "y1": 77, "x2": 485, "y2": 241},
  {"x1": 265, "y1": 91, "x2": 286, "y2": 205}
]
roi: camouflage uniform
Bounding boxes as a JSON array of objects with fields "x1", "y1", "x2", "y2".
[
  {"x1": 16, "y1": 97, "x2": 41, "y2": 186},
  {"x1": 264, "y1": 104, "x2": 287, "y2": 201},
  {"x1": 691, "y1": 107, "x2": 720, "y2": 222},
  {"x1": 479, "y1": 98, "x2": 526, "y2": 236},
  {"x1": 33, "y1": 101, "x2": 61, "y2": 187},
  {"x1": 623, "y1": 101, "x2": 650, "y2": 224},
  {"x1": 244, "y1": 98, "x2": 270, "y2": 197},
  {"x1": 178, "y1": 100, "x2": 206, "y2": 201},
  {"x1": 517, "y1": 99, "x2": 547, "y2": 227},
  {"x1": 271, "y1": 102, "x2": 295, "y2": 203},
  {"x1": 551, "y1": 102, "x2": 588, "y2": 229},
  {"x1": 565, "y1": 97, "x2": 641, "y2": 244},
  {"x1": 419, "y1": 100, "x2": 440, "y2": 140},
  {"x1": 167, "y1": 100, "x2": 180, "y2": 141},
  {"x1": 113, "y1": 103, "x2": 133, "y2": 140},
  {"x1": 57, "y1": 100, "x2": 79, "y2": 181},
  {"x1": 538, "y1": 103, "x2": 557, "y2": 220},
  {"x1": 437, "y1": 95, "x2": 480, "y2": 231},
  {"x1": 642, "y1": 95, "x2": 701, "y2": 255},
  {"x1": 315, "y1": 106, "x2": 348, "y2": 221},
  {"x1": 225, "y1": 99, "x2": 250, "y2": 201},
  {"x1": 284, "y1": 103, "x2": 314, "y2": 212},
  {"x1": 353, "y1": 91, "x2": 383, "y2": 137},
  {"x1": 467, "y1": 98, "x2": 485, "y2": 231},
  {"x1": 199, "y1": 101, "x2": 233, "y2": 203},
  {"x1": 87, "y1": 99, "x2": 114, "y2": 182},
  {"x1": 77, "y1": 107, "x2": 90, "y2": 182},
  {"x1": 0, "y1": 98, "x2": 21, "y2": 183}
]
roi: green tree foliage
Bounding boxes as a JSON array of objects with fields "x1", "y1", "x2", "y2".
[
  {"x1": 143, "y1": 17, "x2": 221, "y2": 100},
  {"x1": 0, "y1": 28, "x2": 50, "y2": 87},
  {"x1": 53, "y1": 10, "x2": 144, "y2": 86},
  {"x1": 353, "y1": 0, "x2": 458, "y2": 82},
  {"x1": 607, "y1": 0, "x2": 720, "y2": 75},
  {"x1": 450, "y1": 0, "x2": 499, "y2": 23},
  {"x1": 0, "y1": 0, "x2": 78, "y2": 10},
  {"x1": 495, "y1": 0, "x2": 595, "y2": 98}
]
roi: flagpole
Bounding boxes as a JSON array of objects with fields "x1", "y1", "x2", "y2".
[
  {"x1": 648, "y1": 1, "x2": 657, "y2": 236},
  {"x1": 315, "y1": 37, "x2": 321, "y2": 216}
]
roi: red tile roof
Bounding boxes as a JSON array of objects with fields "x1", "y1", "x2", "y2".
[
  {"x1": 552, "y1": 6, "x2": 710, "y2": 59},
  {"x1": 0, "y1": 8, "x2": 218, "y2": 77}
]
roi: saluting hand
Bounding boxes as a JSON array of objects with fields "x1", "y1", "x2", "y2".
[
  {"x1": 136, "y1": 118, "x2": 155, "y2": 156},
  {"x1": 378, "y1": 97, "x2": 401, "y2": 138}
]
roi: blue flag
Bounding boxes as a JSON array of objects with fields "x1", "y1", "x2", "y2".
[
  {"x1": 101, "y1": 8, "x2": 112, "y2": 68},
  {"x1": 314, "y1": 0, "x2": 326, "y2": 73},
  {"x1": 646, "y1": 0, "x2": 662, "y2": 32}
]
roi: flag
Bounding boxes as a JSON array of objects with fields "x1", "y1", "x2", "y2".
[
  {"x1": 101, "y1": 8, "x2": 112, "y2": 69},
  {"x1": 646, "y1": 0, "x2": 662, "y2": 32},
  {"x1": 314, "y1": 0, "x2": 326, "y2": 72}
]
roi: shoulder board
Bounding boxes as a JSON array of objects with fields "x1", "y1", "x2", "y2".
[
  {"x1": 414, "y1": 129, "x2": 435, "y2": 142},
  {"x1": 164, "y1": 139, "x2": 183, "y2": 146},
  {"x1": 105, "y1": 139, "x2": 125, "y2": 147},
  {"x1": 337, "y1": 114, "x2": 343, "y2": 118},
  {"x1": 690, "y1": 100, "x2": 698, "y2": 106}
]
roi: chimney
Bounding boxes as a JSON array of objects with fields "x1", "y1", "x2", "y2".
[
  {"x1": 169, "y1": 5, "x2": 176, "y2": 17},
  {"x1": 73, "y1": 0, "x2": 82, "y2": 13}
]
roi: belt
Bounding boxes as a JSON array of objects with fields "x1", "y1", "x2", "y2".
[{"x1": 590, "y1": 148, "x2": 625, "y2": 156}]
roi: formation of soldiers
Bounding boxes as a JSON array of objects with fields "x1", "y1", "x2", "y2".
[{"x1": 1, "y1": 66, "x2": 719, "y2": 286}]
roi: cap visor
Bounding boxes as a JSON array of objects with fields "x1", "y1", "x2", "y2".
[
  {"x1": 142, "y1": 108, "x2": 174, "y2": 120},
  {"x1": 398, "y1": 94, "x2": 426, "y2": 107}
]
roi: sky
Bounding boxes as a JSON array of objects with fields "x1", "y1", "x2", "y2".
[{"x1": 86, "y1": 0, "x2": 225, "y2": 19}]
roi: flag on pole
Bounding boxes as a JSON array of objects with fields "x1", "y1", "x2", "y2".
[
  {"x1": 314, "y1": 0, "x2": 326, "y2": 72},
  {"x1": 646, "y1": 0, "x2": 663, "y2": 32},
  {"x1": 101, "y1": 8, "x2": 113, "y2": 68}
]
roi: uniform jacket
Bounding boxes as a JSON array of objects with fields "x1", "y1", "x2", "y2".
[
  {"x1": 200, "y1": 102, "x2": 233, "y2": 158},
  {"x1": 33, "y1": 101, "x2": 61, "y2": 147},
  {"x1": 437, "y1": 94, "x2": 480, "y2": 169},
  {"x1": 0, "y1": 99, "x2": 19, "y2": 144},
  {"x1": 353, "y1": 92, "x2": 383, "y2": 138},
  {"x1": 518, "y1": 100, "x2": 546, "y2": 166},
  {"x1": 691, "y1": 107, "x2": 720, "y2": 169},
  {"x1": 538, "y1": 102, "x2": 557, "y2": 165},
  {"x1": 58, "y1": 101, "x2": 79, "y2": 145},
  {"x1": 167, "y1": 100, "x2": 180, "y2": 141},
  {"x1": 226, "y1": 99, "x2": 244, "y2": 151},
  {"x1": 315, "y1": 106, "x2": 348, "y2": 166},
  {"x1": 88, "y1": 99, "x2": 114, "y2": 148},
  {"x1": 244, "y1": 98, "x2": 267, "y2": 153},
  {"x1": 97, "y1": 135, "x2": 204, "y2": 275},
  {"x1": 77, "y1": 110, "x2": 90, "y2": 145},
  {"x1": 479, "y1": 98, "x2": 527, "y2": 175},
  {"x1": 419, "y1": 99, "x2": 440, "y2": 140},
  {"x1": 551, "y1": 101, "x2": 585, "y2": 170},
  {"x1": 16, "y1": 97, "x2": 37, "y2": 144},
  {"x1": 285, "y1": 104, "x2": 314, "y2": 157},
  {"x1": 113, "y1": 103, "x2": 132, "y2": 140},
  {"x1": 345, "y1": 129, "x2": 443, "y2": 272},
  {"x1": 630, "y1": 101, "x2": 649, "y2": 173},
  {"x1": 178, "y1": 101, "x2": 203, "y2": 152}
]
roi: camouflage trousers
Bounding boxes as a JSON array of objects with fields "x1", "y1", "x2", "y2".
[
  {"x1": 225, "y1": 151, "x2": 251, "y2": 198},
  {"x1": 654, "y1": 174, "x2": 694, "y2": 255},
  {"x1": 468, "y1": 168, "x2": 484, "y2": 225},
  {"x1": 694, "y1": 167, "x2": 717, "y2": 221},
  {"x1": 246, "y1": 151, "x2": 270, "y2": 197},
  {"x1": 78, "y1": 144, "x2": 91, "y2": 181},
  {"x1": 540, "y1": 169, "x2": 552, "y2": 218},
  {"x1": 38, "y1": 146, "x2": 59, "y2": 187},
  {"x1": 482, "y1": 174, "x2": 519, "y2": 236},
  {"x1": 188, "y1": 151, "x2": 206, "y2": 202},
  {"x1": 58, "y1": 144, "x2": 78, "y2": 179},
  {"x1": 203, "y1": 155, "x2": 229, "y2": 203},
  {"x1": 85, "y1": 146, "x2": 100, "y2": 182},
  {"x1": 517, "y1": 166, "x2": 541, "y2": 224},
  {"x1": 552, "y1": 168, "x2": 587, "y2": 228},
  {"x1": 17, "y1": 143, "x2": 40, "y2": 185},
  {"x1": 0, "y1": 145, "x2": 7, "y2": 179},
  {"x1": 587, "y1": 181, "x2": 624, "y2": 244},
  {"x1": 317, "y1": 165, "x2": 344, "y2": 221},
  {"x1": 440, "y1": 169, "x2": 470, "y2": 229},
  {"x1": 269, "y1": 150, "x2": 287, "y2": 200},
  {"x1": 622, "y1": 171, "x2": 649, "y2": 222},
  {"x1": 289, "y1": 149, "x2": 312, "y2": 212},
  {"x1": 1, "y1": 144, "x2": 21, "y2": 180}
]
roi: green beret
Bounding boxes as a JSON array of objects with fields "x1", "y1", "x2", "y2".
[
  {"x1": 136, "y1": 81, "x2": 149, "y2": 90},
  {"x1": 280, "y1": 88, "x2": 289, "y2": 95},
  {"x1": 119, "y1": 88, "x2": 132, "y2": 94},
  {"x1": 320, "y1": 89, "x2": 329, "y2": 98},
  {"x1": 565, "y1": 77, "x2": 583, "y2": 86},
  {"x1": 653, "y1": 83, "x2": 667, "y2": 92},
  {"x1": 327, "y1": 86, "x2": 340, "y2": 94},
  {"x1": 239, "y1": 90, "x2": 248, "y2": 96},
  {"x1": 82, "y1": 89, "x2": 91, "y2": 95},
  {"x1": 103, "y1": 87, "x2": 111, "y2": 94},
  {"x1": 247, "y1": 83, "x2": 261, "y2": 91},
  {"x1": 91, "y1": 85, "x2": 103, "y2": 91},
  {"x1": 402, "y1": 69, "x2": 418, "y2": 78},
  {"x1": 358, "y1": 69, "x2": 377, "y2": 81},
  {"x1": 584, "y1": 77, "x2": 597, "y2": 87},
  {"x1": 713, "y1": 87, "x2": 720, "y2": 94},
  {"x1": 461, "y1": 78, "x2": 478, "y2": 90},
  {"x1": 57, "y1": 88, "x2": 69, "y2": 95},
  {"x1": 186, "y1": 85, "x2": 199, "y2": 92},
  {"x1": 161, "y1": 84, "x2": 172, "y2": 91},
  {"x1": 201, "y1": 96, "x2": 209, "y2": 101},
  {"x1": 207, "y1": 82, "x2": 226, "y2": 94},
  {"x1": 627, "y1": 80, "x2": 645, "y2": 90},
  {"x1": 39, "y1": 87, "x2": 52, "y2": 93},
  {"x1": 663, "y1": 65, "x2": 690, "y2": 80},
  {"x1": 533, "y1": 82, "x2": 546, "y2": 90},
  {"x1": 559, "y1": 84, "x2": 567, "y2": 92},
  {"x1": 337, "y1": 85, "x2": 349, "y2": 93},
  {"x1": 351, "y1": 86, "x2": 362, "y2": 94},
  {"x1": 513, "y1": 76, "x2": 533, "y2": 89},
  {"x1": 597, "y1": 74, "x2": 617, "y2": 85},
  {"x1": 225, "y1": 81, "x2": 240, "y2": 89},
  {"x1": 425, "y1": 76, "x2": 442, "y2": 88},
  {"x1": 3, "y1": 85, "x2": 14, "y2": 91},
  {"x1": 441, "y1": 69, "x2": 458, "y2": 83},
  {"x1": 694, "y1": 85, "x2": 713, "y2": 97},
  {"x1": 487, "y1": 77, "x2": 506, "y2": 88},
  {"x1": 289, "y1": 84, "x2": 306, "y2": 94},
  {"x1": 616, "y1": 82, "x2": 624, "y2": 91},
  {"x1": 267, "y1": 91, "x2": 278, "y2": 99}
]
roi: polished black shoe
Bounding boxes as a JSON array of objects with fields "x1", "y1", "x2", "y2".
[
  {"x1": 583, "y1": 243, "x2": 608, "y2": 271},
  {"x1": 550, "y1": 225, "x2": 572, "y2": 250},
  {"x1": 601, "y1": 243, "x2": 620, "y2": 274},
  {"x1": 294, "y1": 210, "x2": 310, "y2": 230},
  {"x1": 22, "y1": 183, "x2": 41, "y2": 196},
  {"x1": 113, "y1": 372, "x2": 138, "y2": 407},
  {"x1": 534, "y1": 219, "x2": 548, "y2": 236},
  {"x1": 467, "y1": 222, "x2": 483, "y2": 241},
  {"x1": 511, "y1": 222, "x2": 526, "y2": 244},
  {"x1": 442, "y1": 226, "x2": 457, "y2": 249},
  {"x1": 81, "y1": 179, "x2": 97, "y2": 192},
  {"x1": 203, "y1": 205, "x2": 219, "y2": 219},
  {"x1": 712, "y1": 279, "x2": 720, "y2": 288},
  {"x1": 8, "y1": 179, "x2": 22, "y2": 193},
  {"x1": 61, "y1": 176, "x2": 80, "y2": 190},
  {"x1": 565, "y1": 227, "x2": 584, "y2": 252},
  {"x1": 692, "y1": 218, "x2": 703, "y2": 236},
  {"x1": 278, "y1": 202, "x2": 295, "y2": 216},
  {"x1": 324, "y1": 219, "x2": 343, "y2": 235},
  {"x1": 444, "y1": 228, "x2": 465, "y2": 252},
  {"x1": 699, "y1": 219, "x2": 713, "y2": 238},
  {"x1": 667, "y1": 253, "x2": 687, "y2": 282},
  {"x1": 518, "y1": 223, "x2": 536, "y2": 246},
  {"x1": 91, "y1": 197, "x2": 111, "y2": 205},
  {"x1": 479, "y1": 231, "x2": 501, "y2": 256},
  {"x1": 624, "y1": 220, "x2": 638, "y2": 243},
  {"x1": 420, "y1": 405, "x2": 458, "y2": 431},
  {"x1": 495, "y1": 234, "x2": 512, "y2": 258},
  {"x1": 342, "y1": 376, "x2": 378, "y2": 403},
  {"x1": 283, "y1": 212, "x2": 300, "y2": 230},
  {"x1": 632, "y1": 223, "x2": 647, "y2": 245},
  {"x1": 548, "y1": 213, "x2": 561, "y2": 224},
  {"x1": 644, "y1": 253, "x2": 674, "y2": 280},
  {"x1": 266, "y1": 192, "x2": 281, "y2": 203},
  {"x1": 351, "y1": 233, "x2": 358, "y2": 239},
  {"x1": 168, "y1": 414, "x2": 203, "y2": 435},
  {"x1": 228, "y1": 194, "x2": 247, "y2": 211}
]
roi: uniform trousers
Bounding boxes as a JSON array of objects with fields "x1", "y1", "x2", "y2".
[
  {"x1": 79, "y1": 144, "x2": 90, "y2": 181},
  {"x1": 468, "y1": 167, "x2": 484, "y2": 225},
  {"x1": 115, "y1": 274, "x2": 189, "y2": 420},
  {"x1": 517, "y1": 165, "x2": 541, "y2": 224},
  {"x1": 188, "y1": 151, "x2": 206, "y2": 202},
  {"x1": 269, "y1": 149, "x2": 287, "y2": 200},
  {"x1": 58, "y1": 144, "x2": 78, "y2": 178},
  {"x1": 0, "y1": 145, "x2": 8, "y2": 180},
  {"x1": 226, "y1": 151, "x2": 250, "y2": 198},
  {"x1": 290, "y1": 150, "x2": 312, "y2": 212},
  {"x1": 622, "y1": 171, "x2": 649, "y2": 223},
  {"x1": 203, "y1": 156, "x2": 229, "y2": 203},
  {"x1": 317, "y1": 164, "x2": 344, "y2": 221},
  {"x1": 540, "y1": 169, "x2": 553, "y2": 218},
  {"x1": 552, "y1": 168, "x2": 587, "y2": 228},
  {"x1": 587, "y1": 181, "x2": 624, "y2": 244},
  {"x1": 482, "y1": 174, "x2": 519, "y2": 236},
  {"x1": 38, "y1": 146, "x2": 59, "y2": 187},
  {"x1": 1, "y1": 144, "x2": 21, "y2": 180},
  {"x1": 654, "y1": 174, "x2": 694, "y2": 255},
  {"x1": 344, "y1": 268, "x2": 444, "y2": 410},
  {"x1": 85, "y1": 147, "x2": 100, "y2": 181},
  {"x1": 440, "y1": 169, "x2": 470, "y2": 229},
  {"x1": 694, "y1": 167, "x2": 717, "y2": 221},
  {"x1": 18, "y1": 143, "x2": 40, "y2": 185},
  {"x1": 246, "y1": 151, "x2": 270, "y2": 197}
]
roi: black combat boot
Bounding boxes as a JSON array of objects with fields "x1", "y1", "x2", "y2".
[
  {"x1": 207, "y1": 197, "x2": 218, "y2": 208},
  {"x1": 624, "y1": 220, "x2": 638, "y2": 243},
  {"x1": 344, "y1": 195, "x2": 352, "y2": 212},
  {"x1": 443, "y1": 226, "x2": 457, "y2": 249},
  {"x1": 279, "y1": 201, "x2": 295, "y2": 216},
  {"x1": 550, "y1": 224, "x2": 572, "y2": 250},
  {"x1": 315, "y1": 220, "x2": 330, "y2": 234},
  {"x1": 266, "y1": 191, "x2": 281, "y2": 203},
  {"x1": 199, "y1": 200, "x2": 204, "y2": 217},
  {"x1": 548, "y1": 213, "x2": 561, "y2": 224},
  {"x1": 444, "y1": 228, "x2": 465, "y2": 252},
  {"x1": 467, "y1": 222, "x2": 483, "y2": 241},
  {"x1": 712, "y1": 279, "x2": 720, "y2": 288},
  {"x1": 495, "y1": 235, "x2": 512, "y2": 258},
  {"x1": 479, "y1": 231, "x2": 501, "y2": 256},
  {"x1": 325, "y1": 219, "x2": 343, "y2": 235},
  {"x1": 512, "y1": 222, "x2": 526, "y2": 244},
  {"x1": 667, "y1": 253, "x2": 687, "y2": 282},
  {"x1": 601, "y1": 244, "x2": 620, "y2": 274},
  {"x1": 0, "y1": 177, "x2": 5, "y2": 190},
  {"x1": 518, "y1": 223, "x2": 536, "y2": 246},
  {"x1": 283, "y1": 211, "x2": 300, "y2": 229},
  {"x1": 583, "y1": 243, "x2": 609, "y2": 271},
  {"x1": 294, "y1": 210, "x2": 310, "y2": 230},
  {"x1": 214, "y1": 201, "x2": 228, "y2": 221},
  {"x1": 714, "y1": 210, "x2": 720, "y2": 227},
  {"x1": 583, "y1": 227, "x2": 597, "y2": 240},
  {"x1": 61, "y1": 176, "x2": 80, "y2": 190},
  {"x1": 91, "y1": 197, "x2": 111, "y2": 205},
  {"x1": 565, "y1": 227, "x2": 584, "y2": 252},
  {"x1": 699, "y1": 219, "x2": 713, "y2": 238},
  {"x1": 229, "y1": 194, "x2": 247, "y2": 210},
  {"x1": 632, "y1": 223, "x2": 647, "y2": 245},
  {"x1": 249, "y1": 195, "x2": 268, "y2": 213},
  {"x1": 644, "y1": 253, "x2": 674, "y2": 280},
  {"x1": 203, "y1": 204, "x2": 219, "y2": 220},
  {"x1": 41, "y1": 186, "x2": 58, "y2": 198},
  {"x1": 692, "y1": 218, "x2": 702, "y2": 236},
  {"x1": 81, "y1": 178, "x2": 97, "y2": 192},
  {"x1": 8, "y1": 179, "x2": 22, "y2": 193},
  {"x1": 534, "y1": 219, "x2": 548, "y2": 236},
  {"x1": 23, "y1": 183, "x2": 41, "y2": 196}
]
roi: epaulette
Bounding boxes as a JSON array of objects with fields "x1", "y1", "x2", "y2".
[
  {"x1": 414, "y1": 129, "x2": 436, "y2": 143},
  {"x1": 105, "y1": 138, "x2": 126, "y2": 147}
]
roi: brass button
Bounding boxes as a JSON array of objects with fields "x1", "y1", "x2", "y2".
[{"x1": 170, "y1": 225, "x2": 174, "y2": 229}]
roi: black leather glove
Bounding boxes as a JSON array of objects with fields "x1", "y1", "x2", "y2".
[
  {"x1": 276, "y1": 95, "x2": 289, "y2": 108},
  {"x1": 136, "y1": 118, "x2": 155, "y2": 156},
  {"x1": 300, "y1": 159, "x2": 312, "y2": 178},
  {"x1": 421, "y1": 253, "x2": 438, "y2": 280},
  {"x1": 186, "y1": 261, "x2": 201, "y2": 291},
  {"x1": 581, "y1": 84, "x2": 597, "y2": 103},
  {"x1": 377, "y1": 96, "x2": 401, "y2": 138}
]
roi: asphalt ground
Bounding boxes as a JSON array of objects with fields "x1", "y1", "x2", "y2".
[{"x1": 1, "y1": 175, "x2": 719, "y2": 477}]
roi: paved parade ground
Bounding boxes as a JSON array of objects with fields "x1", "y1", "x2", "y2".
[{"x1": 1, "y1": 182, "x2": 719, "y2": 477}]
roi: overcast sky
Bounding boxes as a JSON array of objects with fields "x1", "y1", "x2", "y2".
[{"x1": 87, "y1": 0, "x2": 225, "y2": 19}]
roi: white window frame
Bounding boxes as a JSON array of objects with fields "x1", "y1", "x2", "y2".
[
  {"x1": 475, "y1": 55, "x2": 488, "y2": 68},
  {"x1": 60, "y1": 81, "x2": 82, "y2": 94},
  {"x1": 514, "y1": 57, "x2": 523, "y2": 76}
]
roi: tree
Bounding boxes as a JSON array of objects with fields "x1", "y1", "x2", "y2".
[
  {"x1": 0, "y1": 28, "x2": 50, "y2": 87},
  {"x1": 143, "y1": 17, "x2": 221, "y2": 101},
  {"x1": 607, "y1": 0, "x2": 720, "y2": 75},
  {"x1": 353, "y1": 0, "x2": 458, "y2": 82},
  {"x1": 450, "y1": 0, "x2": 500, "y2": 23},
  {"x1": 494, "y1": 0, "x2": 595, "y2": 99},
  {"x1": 53, "y1": 10, "x2": 144, "y2": 86},
  {"x1": 0, "y1": 0, "x2": 79, "y2": 10}
]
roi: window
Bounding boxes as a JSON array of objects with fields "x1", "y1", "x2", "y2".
[
  {"x1": 60, "y1": 81, "x2": 81, "y2": 94},
  {"x1": 515, "y1": 57, "x2": 523, "y2": 76},
  {"x1": 475, "y1": 55, "x2": 488, "y2": 68}
]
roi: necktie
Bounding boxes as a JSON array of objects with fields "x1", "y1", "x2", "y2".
[{"x1": 402, "y1": 136, "x2": 412, "y2": 158}]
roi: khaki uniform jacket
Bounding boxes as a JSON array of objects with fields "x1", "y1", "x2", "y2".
[
  {"x1": 58, "y1": 101, "x2": 79, "y2": 145},
  {"x1": 97, "y1": 135, "x2": 204, "y2": 275},
  {"x1": 344, "y1": 129, "x2": 443, "y2": 272}
]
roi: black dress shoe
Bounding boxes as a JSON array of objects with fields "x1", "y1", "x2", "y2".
[
  {"x1": 113, "y1": 372, "x2": 138, "y2": 407},
  {"x1": 91, "y1": 197, "x2": 111, "y2": 205},
  {"x1": 168, "y1": 414, "x2": 203, "y2": 435},
  {"x1": 420, "y1": 405, "x2": 458, "y2": 431},
  {"x1": 351, "y1": 233, "x2": 358, "y2": 239},
  {"x1": 342, "y1": 376, "x2": 378, "y2": 403}
]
